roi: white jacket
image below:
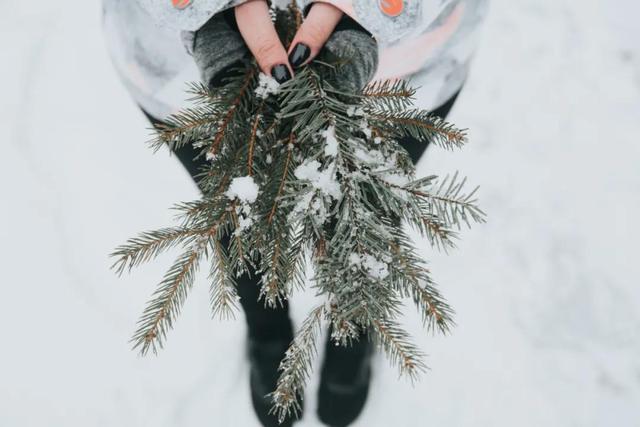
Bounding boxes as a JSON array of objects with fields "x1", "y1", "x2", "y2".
[{"x1": 102, "y1": 0, "x2": 488, "y2": 120}]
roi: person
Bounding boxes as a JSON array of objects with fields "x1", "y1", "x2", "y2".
[{"x1": 102, "y1": 1, "x2": 488, "y2": 426}]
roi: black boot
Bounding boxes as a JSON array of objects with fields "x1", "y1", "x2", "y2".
[
  {"x1": 317, "y1": 331, "x2": 374, "y2": 427},
  {"x1": 247, "y1": 335, "x2": 300, "y2": 427},
  {"x1": 231, "y1": 256, "x2": 301, "y2": 426}
]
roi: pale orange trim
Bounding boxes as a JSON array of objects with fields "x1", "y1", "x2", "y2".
[
  {"x1": 172, "y1": 0, "x2": 191, "y2": 9},
  {"x1": 379, "y1": 0, "x2": 404, "y2": 17}
]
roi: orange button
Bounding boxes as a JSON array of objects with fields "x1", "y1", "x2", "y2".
[
  {"x1": 378, "y1": 0, "x2": 404, "y2": 17},
  {"x1": 172, "y1": 0, "x2": 192, "y2": 9}
]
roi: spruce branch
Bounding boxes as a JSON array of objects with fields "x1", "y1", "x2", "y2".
[
  {"x1": 209, "y1": 237, "x2": 239, "y2": 320},
  {"x1": 110, "y1": 227, "x2": 206, "y2": 276},
  {"x1": 409, "y1": 172, "x2": 486, "y2": 228},
  {"x1": 361, "y1": 79, "x2": 416, "y2": 110},
  {"x1": 131, "y1": 245, "x2": 205, "y2": 355},
  {"x1": 208, "y1": 67, "x2": 257, "y2": 158},
  {"x1": 151, "y1": 104, "x2": 222, "y2": 152},
  {"x1": 373, "y1": 319, "x2": 427, "y2": 381},
  {"x1": 369, "y1": 107, "x2": 468, "y2": 150},
  {"x1": 270, "y1": 305, "x2": 325, "y2": 423}
]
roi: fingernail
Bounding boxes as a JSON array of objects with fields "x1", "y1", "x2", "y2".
[
  {"x1": 288, "y1": 43, "x2": 310, "y2": 68},
  {"x1": 271, "y1": 64, "x2": 292, "y2": 84}
]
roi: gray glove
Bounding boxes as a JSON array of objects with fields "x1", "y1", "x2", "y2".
[
  {"x1": 321, "y1": 28, "x2": 378, "y2": 92},
  {"x1": 192, "y1": 11, "x2": 250, "y2": 88}
]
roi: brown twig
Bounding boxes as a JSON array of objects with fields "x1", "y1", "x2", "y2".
[
  {"x1": 208, "y1": 68, "x2": 256, "y2": 158},
  {"x1": 247, "y1": 102, "x2": 265, "y2": 176},
  {"x1": 267, "y1": 133, "x2": 295, "y2": 224}
]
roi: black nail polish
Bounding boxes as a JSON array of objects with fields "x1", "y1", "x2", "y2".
[
  {"x1": 288, "y1": 43, "x2": 310, "y2": 68},
  {"x1": 271, "y1": 64, "x2": 292, "y2": 84}
]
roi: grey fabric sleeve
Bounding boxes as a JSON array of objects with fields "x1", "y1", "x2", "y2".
[
  {"x1": 321, "y1": 29, "x2": 379, "y2": 92},
  {"x1": 191, "y1": 12, "x2": 250, "y2": 88}
]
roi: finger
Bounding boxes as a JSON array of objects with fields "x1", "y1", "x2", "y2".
[
  {"x1": 287, "y1": 3, "x2": 343, "y2": 69},
  {"x1": 235, "y1": 1, "x2": 292, "y2": 83}
]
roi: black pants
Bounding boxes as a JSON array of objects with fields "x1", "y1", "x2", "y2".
[{"x1": 142, "y1": 90, "x2": 460, "y2": 341}]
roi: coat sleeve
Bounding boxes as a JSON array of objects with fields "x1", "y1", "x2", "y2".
[
  {"x1": 298, "y1": 0, "x2": 447, "y2": 46},
  {"x1": 135, "y1": 0, "x2": 445, "y2": 44},
  {"x1": 135, "y1": 0, "x2": 246, "y2": 31}
]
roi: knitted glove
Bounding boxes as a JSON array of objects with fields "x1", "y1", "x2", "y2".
[
  {"x1": 192, "y1": 10, "x2": 251, "y2": 89},
  {"x1": 320, "y1": 27, "x2": 378, "y2": 92}
]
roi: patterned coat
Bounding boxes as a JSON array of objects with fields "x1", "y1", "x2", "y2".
[{"x1": 103, "y1": 0, "x2": 488, "y2": 119}]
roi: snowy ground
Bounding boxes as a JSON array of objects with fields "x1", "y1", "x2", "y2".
[{"x1": 1, "y1": 1, "x2": 639, "y2": 426}]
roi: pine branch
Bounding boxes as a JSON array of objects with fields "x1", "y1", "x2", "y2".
[
  {"x1": 149, "y1": 104, "x2": 223, "y2": 152},
  {"x1": 207, "y1": 67, "x2": 257, "y2": 158},
  {"x1": 209, "y1": 237, "x2": 239, "y2": 320},
  {"x1": 369, "y1": 108, "x2": 468, "y2": 150},
  {"x1": 361, "y1": 79, "x2": 416, "y2": 110},
  {"x1": 110, "y1": 227, "x2": 206, "y2": 275},
  {"x1": 410, "y1": 278, "x2": 455, "y2": 334},
  {"x1": 131, "y1": 244, "x2": 205, "y2": 355},
  {"x1": 260, "y1": 232, "x2": 287, "y2": 307},
  {"x1": 419, "y1": 213, "x2": 458, "y2": 251},
  {"x1": 268, "y1": 144, "x2": 293, "y2": 224},
  {"x1": 185, "y1": 81, "x2": 225, "y2": 104},
  {"x1": 372, "y1": 319, "x2": 427, "y2": 381},
  {"x1": 270, "y1": 305, "x2": 325, "y2": 423},
  {"x1": 409, "y1": 172, "x2": 486, "y2": 228}
]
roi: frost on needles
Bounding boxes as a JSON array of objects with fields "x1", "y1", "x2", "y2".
[{"x1": 110, "y1": 8, "x2": 485, "y2": 424}]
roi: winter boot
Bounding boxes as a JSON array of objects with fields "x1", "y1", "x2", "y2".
[{"x1": 317, "y1": 331, "x2": 374, "y2": 426}]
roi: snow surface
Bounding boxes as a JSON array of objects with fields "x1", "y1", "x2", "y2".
[{"x1": 1, "y1": 1, "x2": 640, "y2": 426}]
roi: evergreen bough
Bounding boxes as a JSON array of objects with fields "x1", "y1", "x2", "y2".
[{"x1": 111, "y1": 7, "x2": 485, "y2": 423}]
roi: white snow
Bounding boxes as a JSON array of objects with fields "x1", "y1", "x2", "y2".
[
  {"x1": 2, "y1": 1, "x2": 640, "y2": 426},
  {"x1": 349, "y1": 253, "x2": 362, "y2": 265},
  {"x1": 360, "y1": 120, "x2": 372, "y2": 138},
  {"x1": 322, "y1": 125, "x2": 339, "y2": 157},
  {"x1": 255, "y1": 72, "x2": 281, "y2": 98},
  {"x1": 379, "y1": 171, "x2": 410, "y2": 187},
  {"x1": 347, "y1": 105, "x2": 364, "y2": 117},
  {"x1": 362, "y1": 255, "x2": 389, "y2": 280},
  {"x1": 349, "y1": 252, "x2": 390, "y2": 280},
  {"x1": 354, "y1": 147, "x2": 385, "y2": 165},
  {"x1": 291, "y1": 159, "x2": 341, "y2": 223},
  {"x1": 352, "y1": 146, "x2": 411, "y2": 188},
  {"x1": 293, "y1": 160, "x2": 342, "y2": 200},
  {"x1": 236, "y1": 215, "x2": 254, "y2": 232},
  {"x1": 289, "y1": 190, "x2": 314, "y2": 218},
  {"x1": 225, "y1": 176, "x2": 260, "y2": 204}
]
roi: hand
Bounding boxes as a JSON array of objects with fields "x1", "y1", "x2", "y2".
[{"x1": 235, "y1": 1, "x2": 344, "y2": 83}]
